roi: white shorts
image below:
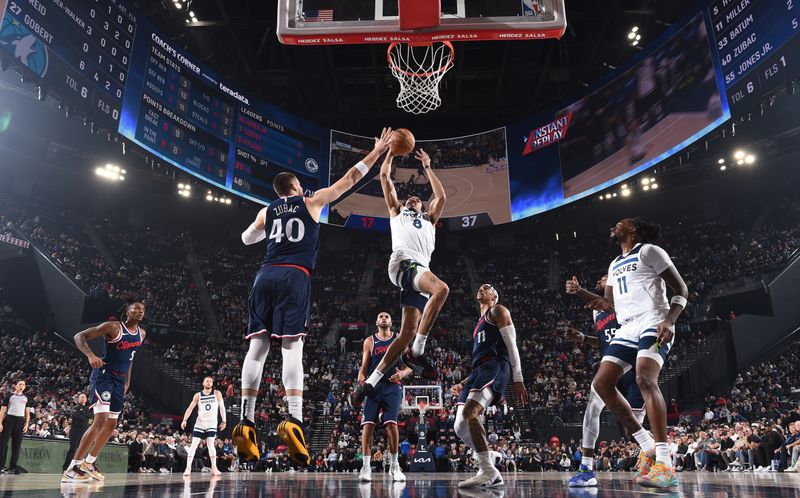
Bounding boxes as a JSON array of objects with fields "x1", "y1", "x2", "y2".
[
  {"x1": 387, "y1": 251, "x2": 431, "y2": 294},
  {"x1": 603, "y1": 309, "x2": 673, "y2": 369}
]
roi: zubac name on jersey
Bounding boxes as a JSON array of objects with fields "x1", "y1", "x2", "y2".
[
  {"x1": 471, "y1": 310, "x2": 510, "y2": 367},
  {"x1": 264, "y1": 196, "x2": 320, "y2": 271},
  {"x1": 368, "y1": 333, "x2": 400, "y2": 382}
]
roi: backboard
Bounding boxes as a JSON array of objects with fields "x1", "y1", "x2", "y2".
[{"x1": 277, "y1": 0, "x2": 567, "y2": 45}]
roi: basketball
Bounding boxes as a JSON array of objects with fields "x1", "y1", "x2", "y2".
[{"x1": 390, "y1": 128, "x2": 416, "y2": 156}]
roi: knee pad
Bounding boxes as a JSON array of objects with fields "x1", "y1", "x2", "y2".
[{"x1": 281, "y1": 337, "x2": 304, "y2": 391}]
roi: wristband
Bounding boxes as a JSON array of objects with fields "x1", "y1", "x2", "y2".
[
  {"x1": 355, "y1": 161, "x2": 369, "y2": 176},
  {"x1": 670, "y1": 295, "x2": 688, "y2": 308}
]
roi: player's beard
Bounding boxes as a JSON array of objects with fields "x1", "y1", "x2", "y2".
[{"x1": 609, "y1": 233, "x2": 620, "y2": 245}]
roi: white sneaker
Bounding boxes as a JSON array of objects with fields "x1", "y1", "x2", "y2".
[
  {"x1": 358, "y1": 467, "x2": 372, "y2": 482},
  {"x1": 390, "y1": 465, "x2": 406, "y2": 482},
  {"x1": 785, "y1": 465, "x2": 798, "y2": 473},
  {"x1": 458, "y1": 468, "x2": 504, "y2": 488},
  {"x1": 490, "y1": 451, "x2": 503, "y2": 467}
]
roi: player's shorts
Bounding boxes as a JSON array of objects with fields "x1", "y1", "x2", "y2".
[
  {"x1": 362, "y1": 381, "x2": 403, "y2": 426},
  {"x1": 457, "y1": 358, "x2": 510, "y2": 409},
  {"x1": 192, "y1": 426, "x2": 218, "y2": 438},
  {"x1": 617, "y1": 369, "x2": 645, "y2": 411},
  {"x1": 602, "y1": 310, "x2": 672, "y2": 369},
  {"x1": 387, "y1": 253, "x2": 430, "y2": 312},
  {"x1": 246, "y1": 264, "x2": 310, "y2": 340},
  {"x1": 88, "y1": 368, "x2": 126, "y2": 418}
]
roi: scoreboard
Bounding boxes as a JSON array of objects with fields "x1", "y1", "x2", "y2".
[
  {"x1": 0, "y1": 0, "x2": 797, "y2": 230},
  {"x1": 709, "y1": 0, "x2": 800, "y2": 111}
]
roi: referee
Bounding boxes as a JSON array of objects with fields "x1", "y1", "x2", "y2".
[{"x1": 0, "y1": 380, "x2": 30, "y2": 474}]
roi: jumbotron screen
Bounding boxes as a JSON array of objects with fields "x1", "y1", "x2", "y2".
[{"x1": 0, "y1": 0, "x2": 792, "y2": 229}]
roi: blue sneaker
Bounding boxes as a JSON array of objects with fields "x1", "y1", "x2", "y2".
[{"x1": 568, "y1": 465, "x2": 598, "y2": 487}]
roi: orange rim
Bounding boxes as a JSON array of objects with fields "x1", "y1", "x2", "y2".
[{"x1": 387, "y1": 41, "x2": 455, "y2": 78}]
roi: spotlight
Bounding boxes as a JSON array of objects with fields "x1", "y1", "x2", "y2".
[
  {"x1": 605, "y1": 193, "x2": 612, "y2": 199},
  {"x1": 737, "y1": 159, "x2": 744, "y2": 165},
  {"x1": 225, "y1": 198, "x2": 232, "y2": 205},
  {"x1": 641, "y1": 178, "x2": 650, "y2": 185},
  {"x1": 612, "y1": 193, "x2": 617, "y2": 197},
  {"x1": 718, "y1": 158, "x2": 725, "y2": 164},
  {"x1": 734, "y1": 150, "x2": 745, "y2": 160},
  {"x1": 621, "y1": 189, "x2": 631, "y2": 197},
  {"x1": 621, "y1": 183, "x2": 628, "y2": 189},
  {"x1": 178, "y1": 183, "x2": 185, "y2": 189},
  {"x1": 599, "y1": 196, "x2": 604, "y2": 201},
  {"x1": 651, "y1": 183, "x2": 659, "y2": 189},
  {"x1": 632, "y1": 26, "x2": 639, "y2": 33},
  {"x1": 643, "y1": 185, "x2": 650, "y2": 191},
  {"x1": 745, "y1": 154, "x2": 755, "y2": 164},
  {"x1": 720, "y1": 165, "x2": 727, "y2": 171},
  {"x1": 628, "y1": 32, "x2": 636, "y2": 40},
  {"x1": 206, "y1": 194, "x2": 213, "y2": 201},
  {"x1": 37, "y1": 85, "x2": 46, "y2": 101},
  {"x1": 189, "y1": 10, "x2": 195, "y2": 16}
]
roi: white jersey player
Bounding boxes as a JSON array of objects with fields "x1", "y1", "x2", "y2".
[
  {"x1": 351, "y1": 147, "x2": 449, "y2": 408},
  {"x1": 181, "y1": 377, "x2": 226, "y2": 476},
  {"x1": 583, "y1": 217, "x2": 688, "y2": 489}
]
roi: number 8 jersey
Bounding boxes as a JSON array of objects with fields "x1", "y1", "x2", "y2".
[
  {"x1": 607, "y1": 243, "x2": 673, "y2": 322},
  {"x1": 264, "y1": 195, "x2": 320, "y2": 271}
]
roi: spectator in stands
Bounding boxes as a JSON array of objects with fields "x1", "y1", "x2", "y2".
[{"x1": 62, "y1": 393, "x2": 91, "y2": 471}]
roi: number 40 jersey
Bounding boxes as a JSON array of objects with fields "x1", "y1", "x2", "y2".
[{"x1": 264, "y1": 195, "x2": 320, "y2": 272}]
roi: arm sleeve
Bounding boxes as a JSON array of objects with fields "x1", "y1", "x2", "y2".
[
  {"x1": 218, "y1": 392, "x2": 227, "y2": 422},
  {"x1": 640, "y1": 244, "x2": 674, "y2": 274},
  {"x1": 499, "y1": 325, "x2": 524, "y2": 382}
]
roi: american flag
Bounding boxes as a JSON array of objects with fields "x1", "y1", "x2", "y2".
[{"x1": 303, "y1": 9, "x2": 334, "y2": 22}]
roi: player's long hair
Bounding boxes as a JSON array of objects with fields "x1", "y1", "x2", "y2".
[{"x1": 633, "y1": 217, "x2": 662, "y2": 244}]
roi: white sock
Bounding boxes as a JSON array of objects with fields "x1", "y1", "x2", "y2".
[
  {"x1": 389, "y1": 452, "x2": 398, "y2": 467},
  {"x1": 287, "y1": 395, "x2": 303, "y2": 421},
  {"x1": 242, "y1": 395, "x2": 257, "y2": 421},
  {"x1": 655, "y1": 442, "x2": 670, "y2": 466},
  {"x1": 366, "y1": 369, "x2": 384, "y2": 387},
  {"x1": 411, "y1": 334, "x2": 428, "y2": 357},
  {"x1": 84, "y1": 454, "x2": 97, "y2": 464},
  {"x1": 581, "y1": 456, "x2": 594, "y2": 470},
  {"x1": 477, "y1": 451, "x2": 494, "y2": 471},
  {"x1": 69, "y1": 459, "x2": 80, "y2": 470},
  {"x1": 633, "y1": 428, "x2": 656, "y2": 453},
  {"x1": 362, "y1": 456, "x2": 371, "y2": 470}
]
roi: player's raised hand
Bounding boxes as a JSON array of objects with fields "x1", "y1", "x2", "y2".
[
  {"x1": 87, "y1": 354, "x2": 105, "y2": 369},
  {"x1": 451, "y1": 383, "x2": 463, "y2": 397},
  {"x1": 513, "y1": 382, "x2": 529, "y2": 406},
  {"x1": 565, "y1": 276, "x2": 580, "y2": 294},
  {"x1": 374, "y1": 127, "x2": 393, "y2": 154},
  {"x1": 585, "y1": 298, "x2": 613, "y2": 312},
  {"x1": 655, "y1": 319, "x2": 675, "y2": 346},
  {"x1": 564, "y1": 327, "x2": 585, "y2": 343},
  {"x1": 415, "y1": 149, "x2": 432, "y2": 169}
]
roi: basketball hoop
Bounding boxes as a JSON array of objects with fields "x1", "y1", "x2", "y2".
[{"x1": 387, "y1": 41, "x2": 455, "y2": 114}]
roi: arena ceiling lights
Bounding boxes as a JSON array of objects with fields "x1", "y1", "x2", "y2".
[{"x1": 95, "y1": 164, "x2": 125, "y2": 182}]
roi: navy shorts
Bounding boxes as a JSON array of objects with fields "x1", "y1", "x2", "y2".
[
  {"x1": 89, "y1": 368, "x2": 126, "y2": 414},
  {"x1": 394, "y1": 260, "x2": 429, "y2": 312},
  {"x1": 362, "y1": 382, "x2": 403, "y2": 426},
  {"x1": 247, "y1": 265, "x2": 310, "y2": 340},
  {"x1": 617, "y1": 369, "x2": 645, "y2": 411},
  {"x1": 192, "y1": 427, "x2": 217, "y2": 438},
  {"x1": 457, "y1": 359, "x2": 510, "y2": 408}
]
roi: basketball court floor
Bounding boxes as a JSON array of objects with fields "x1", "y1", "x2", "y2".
[{"x1": 3, "y1": 472, "x2": 800, "y2": 497}]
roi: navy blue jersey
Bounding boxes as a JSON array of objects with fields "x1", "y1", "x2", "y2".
[
  {"x1": 263, "y1": 196, "x2": 320, "y2": 271},
  {"x1": 471, "y1": 309, "x2": 510, "y2": 368},
  {"x1": 368, "y1": 332, "x2": 399, "y2": 382},
  {"x1": 593, "y1": 310, "x2": 620, "y2": 358},
  {"x1": 101, "y1": 322, "x2": 142, "y2": 375}
]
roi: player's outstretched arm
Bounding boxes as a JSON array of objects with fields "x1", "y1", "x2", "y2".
[
  {"x1": 379, "y1": 153, "x2": 402, "y2": 217},
  {"x1": 417, "y1": 149, "x2": 446, "y2": 224},
  {"x1": 181, "y1": 393, "x2": 199, "y2": 430},
  {"x1": 241, "y1": 207, "x2": 268, "y2": 245},
  {"x1": 563, "y1": 326, "x2": 600, "y2": 348},
  {"x1": 357, "y1": 337, "x2": 374, "y2": 383},
  {"x1": 308, "y1": 128, "x2": 392, "y2": 213},
  {"x1": 73, "y1": 322, "x2": 119, "y2": 368},
  {"x1": 565, "y1": 276, "x2": 605, "y2": 304},
  {"x1": 388, "y1": 367, "x2": 414, "y2": 383},
  {"x1": 490, "y1": 305, "x2": 529, "y2": 406}
]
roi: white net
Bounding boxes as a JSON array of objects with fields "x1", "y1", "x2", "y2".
[{"x1": 388, "y1": 42, "x2": 455, "y2": 115}]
